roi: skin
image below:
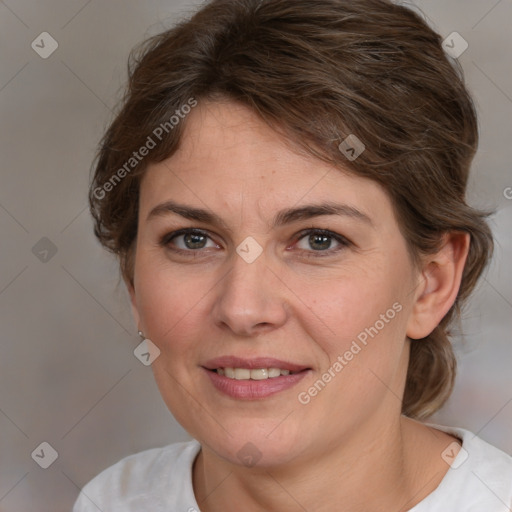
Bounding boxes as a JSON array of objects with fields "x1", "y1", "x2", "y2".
[{"x1": 129, "y1": 100, "x2": 470, "y2": 512}]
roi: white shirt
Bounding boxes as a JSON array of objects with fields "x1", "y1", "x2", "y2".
[{"x1": 73, "y1": 424, "x2": 512, "y2": 511}]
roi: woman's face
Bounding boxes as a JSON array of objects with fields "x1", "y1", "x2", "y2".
[{"x1": 131, "y1": 100, "x2": 423, "y2": 467}]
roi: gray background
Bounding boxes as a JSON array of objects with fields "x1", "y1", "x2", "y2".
[{"x1": 0, "y1": 1, "x2": 511, "y2": 510}]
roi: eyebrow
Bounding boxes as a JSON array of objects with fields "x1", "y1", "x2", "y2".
[{"x1": 146, "y1": 200, "x2": 374, "y2": 229}]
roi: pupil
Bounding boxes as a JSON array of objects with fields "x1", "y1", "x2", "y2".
[
  {"x1": 185, "y1": 233, "x2": 206, "y2": 249},
  {"x1": 310, "y1": 234, "x2": 331, "y2": 251}
]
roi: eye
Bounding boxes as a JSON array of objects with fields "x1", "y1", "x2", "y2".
[
  {"x1": 160, "y1": 229, "x2": 219, "y2": 253},
  {"x1": 159, "y1": 227, "x2": 351, "y2": 258},
  {"x1": 293, "y1": 228, "x2": 350, "y2": 257}
]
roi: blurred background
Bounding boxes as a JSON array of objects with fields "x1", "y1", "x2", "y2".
[{"x1": 0, "y1": 0, "x2": 511, "y2": 510}]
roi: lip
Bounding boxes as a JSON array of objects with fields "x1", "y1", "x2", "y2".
[
  {"x1": 202, "y1": 356, "x2": 310, "y2": 373},
  {"x1": 203, "y1": 367, "x2": 311, "y2": 399},
  {"x1": 201, "y1": 356, "x2": 311, "y2": 400}
]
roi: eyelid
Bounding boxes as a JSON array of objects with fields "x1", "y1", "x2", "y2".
[
  {"x1": 292, "y1": 227, "x2": 351, "y2": 245},
  {"x1": 291, "y1": 228, "x2": 352, "y2": 255},
  {"x1": 159, "y1": 228, "x2": 219, "y2": 248},
  {"x1": 159, "y1": 227, "x2": 352, "y2": 257}
]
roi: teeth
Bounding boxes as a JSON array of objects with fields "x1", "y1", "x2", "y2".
[
  {"x1": 250, "y1": 368, "x2": 268, "y2": 380},
  {"x1": 268, "y1": 368, "x2": 281, "y2": 378},
  {"x1": 217, "y1": 367, "x2": 297, "y2": 380},
  {"x1": 234, "y1": 368, "x2": 251, "y2": 380}
]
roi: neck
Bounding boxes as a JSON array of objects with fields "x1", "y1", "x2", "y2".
[{"x1": 192, "y1": 415, "x2": 444, "y2": 512}]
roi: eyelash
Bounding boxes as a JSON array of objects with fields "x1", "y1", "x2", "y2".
[{"x1": 159, "y1": 228, "x2": 351, "y2": 258}]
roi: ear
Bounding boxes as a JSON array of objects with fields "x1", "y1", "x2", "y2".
[
  {"x1": 406, "y1": 231, "x2": 470, "y2": 340},
  {"x1": 126, "y1": 279, "x2": 141, "y2": 332}
]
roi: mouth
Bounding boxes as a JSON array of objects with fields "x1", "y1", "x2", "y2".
[
  {"x1": 209, "y1": 367, "x2": 302, "y2": 380},
  {"x1": 202, "y1": 356, "x2": 311, "y2": 399}
]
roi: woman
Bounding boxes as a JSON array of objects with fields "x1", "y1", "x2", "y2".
[{"x1": 74, "y1": 0, "x2": 512, "y2": 510}]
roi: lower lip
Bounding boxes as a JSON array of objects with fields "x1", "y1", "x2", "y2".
[{"x1": 203, "y1": 368, "x2": 310, "y2": 399}]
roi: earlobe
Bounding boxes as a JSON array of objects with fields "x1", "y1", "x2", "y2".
[{"x1": 406, "y1": 232, "x2": 470, "y2": 340}]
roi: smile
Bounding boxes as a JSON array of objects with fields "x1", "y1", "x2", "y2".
[
  {"x1": 204, "y1": 367, "x2": 310, "y2": 399},
  {"x1": 215, "y1": 367, "x2": 297, "y2": 380},
  {"x1": 202, "y1": 356, "x2": 311, "y2": 399}
]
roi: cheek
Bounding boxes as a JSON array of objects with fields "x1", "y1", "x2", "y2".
[
  {"x1": 302, "y1": 262, "x2": 411, "y2": 408},
  {"x1": 309, "y1": 269, "x2": 405, "y2": 349},
  {"x1": 134, "y1": 233, "x2": 413, "y2": 363},
  {"x1": 133, "y1": 255, "x2": 207, "y2": 351},
  {"x1": 302, "y1": 289, "x2": 408, "y2": 425}
]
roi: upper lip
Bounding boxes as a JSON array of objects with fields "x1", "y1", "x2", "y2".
[{"x1": 202, "y1": 356, "x2": 310, "y2": 372}]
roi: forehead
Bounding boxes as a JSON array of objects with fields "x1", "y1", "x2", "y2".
[{"x1": 139, "y1": 100, "x2": 396, "y2": 229}]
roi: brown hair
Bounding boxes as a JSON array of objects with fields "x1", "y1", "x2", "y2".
[{"x1": 89, "y1": 0, "x2": 494, "y2": 419}]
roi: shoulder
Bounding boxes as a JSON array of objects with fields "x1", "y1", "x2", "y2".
[
  {"x1": 414, "y1": 423, "x2": 512, "y2": 512},
  {"x1": 72, "y1": 439, "x2": 201, "y2": 512}
]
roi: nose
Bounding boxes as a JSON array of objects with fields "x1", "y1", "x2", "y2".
[{"x1": 211, "y1": 249, "x2": 289, "y2": 337}]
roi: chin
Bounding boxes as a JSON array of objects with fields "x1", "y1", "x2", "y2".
[{"x1": 197, "y1": 423, "x2": 309, "y2": 469}]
